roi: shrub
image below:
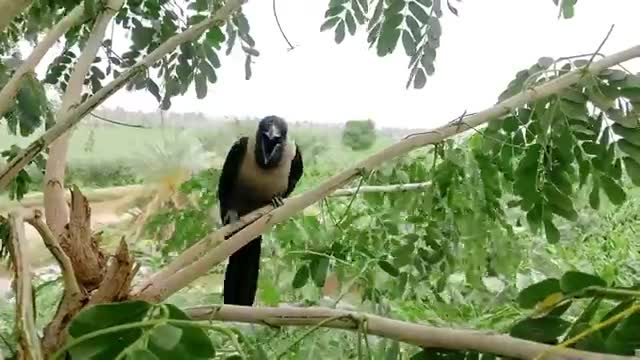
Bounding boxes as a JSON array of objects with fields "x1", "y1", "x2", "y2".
[{"x1": 341, "y1": 119, "x2": 376, "y2": 151}]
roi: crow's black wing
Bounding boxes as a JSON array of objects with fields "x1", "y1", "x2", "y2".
[
  {"x1": 217, "y1": 136, "x2": 248, "y2": 224},
  {"x1": 284, "y1": 143, "x2": 303, "y2": 197}
]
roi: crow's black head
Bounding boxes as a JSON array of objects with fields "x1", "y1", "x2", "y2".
[{"x1": 255, "y1": 115, "x2": 288, "y2": 168}]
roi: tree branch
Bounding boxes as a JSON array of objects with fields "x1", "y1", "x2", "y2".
[
  {"x1": 5, "y1": 210, "x2": 43, "y2": 360},
  {"x1": 331, "y1": 181, "x2": 431, "y2": 196},
  {"x1": 135, "y1": 44, "x2": 640, "y2": 302},
  {"x1": 43, "y1": 0, "x2": 123, "y2": 239},
  {"x1": 24, "y1": 209, "x2": 82, "y2": 298},
  {"x1": 0, "y1": 0, "x2": 244, "y2": 191},
  {"x1": 0, "y1": 0, "x2": 33, "y2": 34},
  {"x1": 185, "y1": 304, "x2": 634, "y2": 360},
  {"x1": 0, "y1": 3, "x2": 86, "y2": 119}
]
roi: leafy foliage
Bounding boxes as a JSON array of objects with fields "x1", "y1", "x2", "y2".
[
  {"x1": 320, "y1": 0, "x2": 449, "y2": 89},
  {"x1": 341, "y1": 119, "x2": 377, "y2": 151},
  {"x1": 479, "y1": 56, "x2": 640, "y2": 242},
  {"x1": 0, "y1": 144, "x2": 47, "y2": 200}
]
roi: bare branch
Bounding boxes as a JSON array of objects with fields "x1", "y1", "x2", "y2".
[
  {"x1": 5, "y1": 210, "x2": 43, "y2": 360},
  {"x1": 331, "y1": 181, "x2": 431, "y2": 197},
  {"x1": 24, "y1": 209, "x2": 82, "y2": 297},
  {"x1": 0, "y1": 0, "x2": 245, "y2": 191},
  {"x1": 136, "y1": 44, "x2": 640, "y2": 302},
  {"x1": 0, "y1": 0, "x2": 33, "y2": 34},
  {"x1": 185, "y1": 305, "x2": 634, "y2": 360},
  {"x1": 0, "y1": 3, "x2": 86, "y2": 118}
]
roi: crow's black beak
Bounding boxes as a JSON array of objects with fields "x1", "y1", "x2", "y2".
[{"x1": 264, "y1": 124, "x2": 281, "y2": 141}]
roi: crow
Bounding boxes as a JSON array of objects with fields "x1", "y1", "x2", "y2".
[{"x1": 217, "y1": 115, "x2": 303, "y2": 306}]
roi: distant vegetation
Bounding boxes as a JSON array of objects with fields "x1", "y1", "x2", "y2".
[{"x1": 0, "y1": 109, "x2": 400, "y2": 197}]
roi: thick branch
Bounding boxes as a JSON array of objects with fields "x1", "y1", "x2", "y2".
[
  {"x1": 89, "y1": 237, "x2": 136, "y2": 304},
  {"x1": 0, "y1": 0, "x2": 32, "y2": 34},
  {"x1": 43, "y1": 0, "x2": 123, "y2": 238},
  {"x1": 0, "y1": 4, "x2": 86, "y2": 118},
  {"x1": 136, "y1": 44, "x2": 640, "y2": 302},
  {"x1": 185, "y1": 305, "x2": 634, "y2": 360},
  {"x1": 58, "y1": 185, "x2": 106, "y2": 291},
  {"x1": 0, "y1": 0, "x2": 244, "y2": 191},
  {"x1": 5, "y1": 210, "x2": 43, "y2": 360},
  {"x1": 133, "y1": 182, "x2": 431, "y2": 292}
]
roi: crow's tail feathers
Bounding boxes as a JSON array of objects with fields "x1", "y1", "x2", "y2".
[{"x1": 222, "y1": 235, "x2": 262, "y2": 306}]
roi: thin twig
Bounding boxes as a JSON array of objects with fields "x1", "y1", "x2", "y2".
[
  {"x1": 585, "y1": 25, "x2": 615, "y2": 70},
  {"x1": 272, "y1": 0, "x2": 294, "y2": 51},
  {"x1": 90, "y1": 112, "x2": 150, "y2": 128}
]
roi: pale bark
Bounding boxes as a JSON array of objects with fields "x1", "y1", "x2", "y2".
[
  {"x1": 0, "y1": 0, "x2": 32, "y2": 34},
  {"x1": 3, "y1": 210, "x2": 43, "y2": 360},
  {"x1": 185, "y1": 305, "x2": 637, "y2": 360},
  {"x1": 332, "y1": 181, "x2": 431, "y2": 196},
  {"x1": 24, "y1": 208, "x2": 82, "y2": 297},
  {"x1": 134, "y1": 44, "x2": 640, "y2": 302},
  {"x1": 43, "y1": 0, "x2": 123, "y2": 238},
  {"x1": 0, "y1": 4, "x2": 86, "y2": 119},
  {"x1": 0, "y1": 0, "x2": 245, "y2": 191}
]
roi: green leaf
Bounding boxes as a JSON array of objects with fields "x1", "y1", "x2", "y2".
[
  {"x1": 67, "y1": 301, "x2": 152, "y2": 359},
  {"x1": 201, "y1": 43, "x2": 221, "y2": 69},
  {"x1": 617, "y1": 139, "x2": 640, "y2": 162},
  {"x1": 599, "y1": 174, "x2": 626, "y2": 205},
  {"x1": 244, "y1": 54, "x2": 252, "y2": 80},
  {"x1": 378, "y1": 260, "x2": 400, "y2": 277},
  {"x1": 564, "y1": 298, "x2": 602, "y2": 341},
  {"x1": 559, "y1": 271, "x2": 607, "y2": 294},
  {"x1": 559, "y1": 99, "x2": 588, "y2": 121},
  {"x1": 604, "y1": 312, "x2": 640, "y2": 355},
  {"x1": 510, "y1": 316, "x2": 571, "y2": 343},
  {"x1": 320, "y1": 17, "x2": 340, "y2": 31},
  {"x1": 194, "y1": 71, "x2": 207, "y2": 99},
  {"x1": 149, "y1": 324, "x2": 182, "y2": 352},
  {"x1": 335, "y1": 20, "x2": 346, "y2": 44},
  {"x1": 612, "y1": 124, "x2": 640, "y2": 146},
  {"x1": 408, "y1": 1, "x2": 429, "y2": 23},
  {"x1": 233, "y1": 13, "x2": 250, "y2": 35},
  {"x1": 405, "y1": 16, "x2": 421, "y2": 40},
  {"x1": 558, "y1": 88, "x2": 587, "y2": 103},
  {"x1": 311, "y1": 256, "x2": 329, "y2": 287},
  {"x1": 622, "y1": 156, "x2": 640, "y2": 186},
  {"x1": 84, "y1": 0, "x2": 96, "y2": 18},
  {"x1": 205, "y1": 27, "x2": 225, "y2": 48},
  {"x1": 148, "y1": 304, "x2": 215, "y2": 358},
  {"x1": 401, "y1": 30, "x2": 416, "y2": 57},
  {"x1": 292, "y1": 265, "x2": 309, "y2": 289},
  {"x1": 132, "y1": 27, "x2": 155, "y2": 50},
  {"x1": 376, "y1": 14, "x2": 403, "y2": 56},
  {"x1": 128, "y1": 349, "x2": 160, "y2": 360},
  {"x1": 413, "y1": 68, "x2": 426, "y2": 89},
  {"x1": 589, "y1": 178, "x2": 600, "y2": 209},
  {"x1": 517, "y1": 278, "x2": 561, "y2": 309},
  {"x1": 543, "y1": 219, "x2": 560, "y2": 243},
  {"x1": 345, "y1": 11, "x2": 356, "y2": 35},
  {"x1": 325, "y1": 5, "x2": 346, "y2": 17}
]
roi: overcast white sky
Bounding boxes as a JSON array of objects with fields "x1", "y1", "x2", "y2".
[{"x1": 33, "y1": 0, "x2": 640, "y2": 129}]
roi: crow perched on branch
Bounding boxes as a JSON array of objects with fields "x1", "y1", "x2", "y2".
[{"x1": 217, "y1": 115, "x2": 303, "y2": 306}]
